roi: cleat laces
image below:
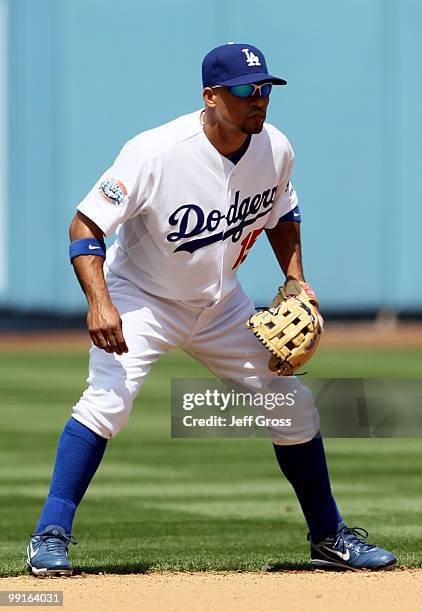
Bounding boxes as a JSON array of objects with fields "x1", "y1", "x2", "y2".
[
  {"x1": 334, "y1": 526, "x2": 375, "y2": 554},
  {"x1": 31, "y1": 530, "x2": 77, "y2": 554}
]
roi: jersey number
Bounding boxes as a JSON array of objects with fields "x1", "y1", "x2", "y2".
[{"x1": 232, "y1": 227, "x2": 264, "y2": 270}]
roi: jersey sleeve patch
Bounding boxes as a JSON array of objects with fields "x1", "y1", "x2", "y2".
[{"x1": 99, "y1": 178, "x2": 129, "y2": 207}]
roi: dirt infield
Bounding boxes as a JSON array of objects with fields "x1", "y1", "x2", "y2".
[
  {"x1": 1, "y1": 570, "x2": 421, "y2": 611},
  {"x1": 1, "y1": 322, "x2": 422, "y2": 350}
]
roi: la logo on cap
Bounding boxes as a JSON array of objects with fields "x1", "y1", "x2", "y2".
[{"x1": 241, "y1": 48, "x2": 261, "y2": 67}]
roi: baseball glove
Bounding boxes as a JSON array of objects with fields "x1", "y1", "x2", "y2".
[{"x1": 246, "y1": 280, "x2": 323, "y2": 376}]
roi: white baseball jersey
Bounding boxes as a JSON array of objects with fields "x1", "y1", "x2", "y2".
[{"x1": 77, "y1": 109, "x2": 298, "y2": 308}]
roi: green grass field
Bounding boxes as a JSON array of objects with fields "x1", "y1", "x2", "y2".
[{"x1": 0, "y1": 346, "x2": 421, "y2": 576}]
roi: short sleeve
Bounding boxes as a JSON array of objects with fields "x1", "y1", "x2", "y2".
[
  {"x1": 265, "y1": 139, "x2": 299, "y2": 229},
  {"x1": 76, "y1": 145, "x2": 151, "y2": 236}
]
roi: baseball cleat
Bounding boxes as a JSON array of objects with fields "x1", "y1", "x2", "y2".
[
  {"x1": 309, "y1": 524, "x2": 397, "y2": 571},
  {"x1": 27, "y1": 525, "x2": 77, "y2": 577}
]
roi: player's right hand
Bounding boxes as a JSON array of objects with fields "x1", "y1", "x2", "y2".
[{"x1": 87, "y1": 301, "x2": 129, "y2": 355}]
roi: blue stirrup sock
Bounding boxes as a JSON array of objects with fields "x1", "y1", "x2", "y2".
[
  {"x1": 273, "y1": 435, "x2": 343, "y2": 543},
  {"x1": 37, "y1": 420, "x2": 340, "y2": 541},
  {"x1": 36, "y1": 417, "x2": 108, "y2": 534}
]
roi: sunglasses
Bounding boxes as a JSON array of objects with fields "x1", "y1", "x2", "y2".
[{"x1": 213, "y1": 83, "x2": 273, "y2": 98}]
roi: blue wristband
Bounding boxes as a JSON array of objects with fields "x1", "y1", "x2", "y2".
[
  {"x1": 278, "y1": 204, "x2": 301, "y2": 223},
  {"x1": 69, "y1": 238, "x2": 106, "y2": 263}
]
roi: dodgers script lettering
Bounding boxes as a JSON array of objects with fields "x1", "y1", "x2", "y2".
[{"x1": 167, "y1": 185, "x2": 278, "y2": 254}]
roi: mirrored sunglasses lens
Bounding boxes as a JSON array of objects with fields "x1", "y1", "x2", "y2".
[
  {"x1": 229, "y1": 84, "x2": 255, "y2": 97},
  {"x1": 260, "y1": 84, "x2": 272, "y2": 97}
]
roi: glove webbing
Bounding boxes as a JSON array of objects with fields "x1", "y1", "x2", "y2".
[{"x1": 252, "y1": 301, "x2": 315, "y2": 360}]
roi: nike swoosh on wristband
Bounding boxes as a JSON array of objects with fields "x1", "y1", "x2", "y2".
[{"x1": 88, "y1": 245, "x2": 101, "y2": 250}]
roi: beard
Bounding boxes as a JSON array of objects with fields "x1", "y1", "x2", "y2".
[
  {"x1": 241, "y1": 115, "x2": 265, "y2": 134},
  {"x1": 242, "y1": 125, "x2": 264, "y2": 134}
]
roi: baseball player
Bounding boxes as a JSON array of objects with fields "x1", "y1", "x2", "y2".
[{"x1": 27, "y1": 43, "x2": 396, "y2": 575}]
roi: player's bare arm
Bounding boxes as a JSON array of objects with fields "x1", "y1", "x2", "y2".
[
  {"x1": 69, "y1": 211, "x2": 128, "y2": 355},
  {"x1": 264, "y1": 219, "x2": 324, "y2": 336},
  {"x1": 266, "y1": 220, "x2": 305, "y2": 282}
]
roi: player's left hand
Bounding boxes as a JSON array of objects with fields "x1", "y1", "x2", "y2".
[
  {"x1": 270, "y1": 280, "x2": 324, "y2": 330},
  {"x1": 246, "y1": 280, "x2": 323, "y2": 375}
]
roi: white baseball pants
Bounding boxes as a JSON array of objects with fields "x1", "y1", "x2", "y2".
[{"x1": 72, "y1": 274, "x2": 320, "y2": 444}]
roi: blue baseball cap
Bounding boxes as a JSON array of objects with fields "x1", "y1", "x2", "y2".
[{"x1": 202, "y1": 43, "x2": 287, "y2": 88}]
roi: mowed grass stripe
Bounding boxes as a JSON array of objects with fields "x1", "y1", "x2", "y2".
[{"x1": 0, "y1": 347, "x2": 421, "y2": 575}]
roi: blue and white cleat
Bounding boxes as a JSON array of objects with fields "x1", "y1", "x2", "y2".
[
  {"x1": 310, "y1": 524, "x2": 397, "y2": 571},
  {"x1": 27, "y1": 525, "x2": 77, "y2": 576}
]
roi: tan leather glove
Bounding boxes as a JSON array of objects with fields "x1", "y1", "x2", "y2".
[{"x1": 246, "y1": 280, "x2": 323, "y2": 376}]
